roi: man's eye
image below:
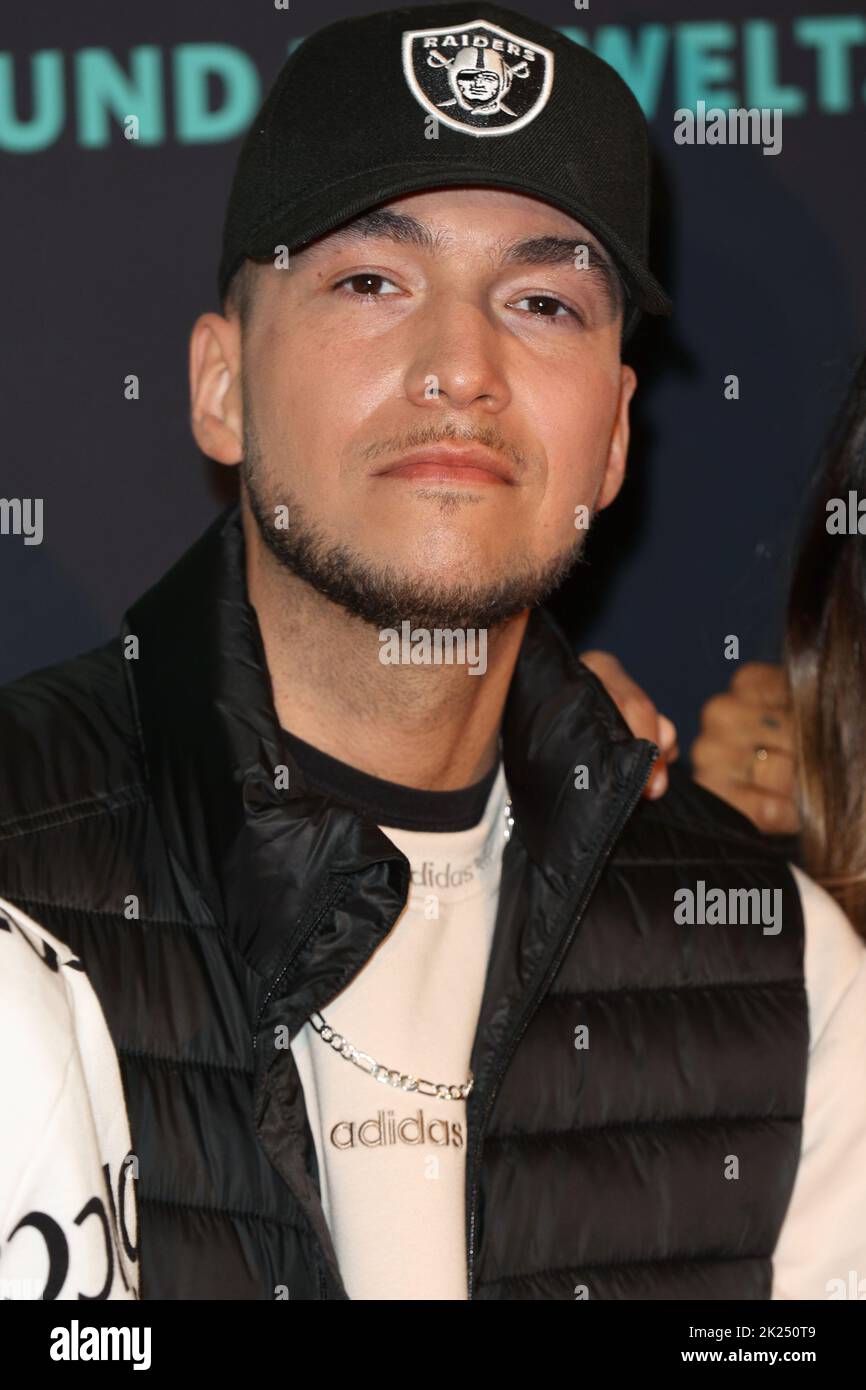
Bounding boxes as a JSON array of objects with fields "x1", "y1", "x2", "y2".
[
  {"x1": 334, "y1": 273, "x2": 401, "y2": 298},
  {"x1": 510, "y1": 294, "x2": 580, "y2": 323}
]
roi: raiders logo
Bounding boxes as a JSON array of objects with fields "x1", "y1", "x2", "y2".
[{"x1": 402, "y1": 18, "x2": 554, "y2": 137}]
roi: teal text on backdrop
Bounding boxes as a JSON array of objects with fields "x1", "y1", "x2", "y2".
[{"x1": 1, "y1": 16, "x2": 864, "y2": 151}]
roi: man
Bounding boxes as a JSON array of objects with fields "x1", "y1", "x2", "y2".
[{"x1": 2, "y1": 2, "x2": 864, "y2": 1301}]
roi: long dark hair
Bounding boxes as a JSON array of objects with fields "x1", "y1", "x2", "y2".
[{"x1": 786, "y1": 351, "x2": 866, "y2": 939}]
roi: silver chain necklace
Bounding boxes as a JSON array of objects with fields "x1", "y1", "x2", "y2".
[{"x1": 308, "y1": 784, "x2": 514, "y2": 1100}]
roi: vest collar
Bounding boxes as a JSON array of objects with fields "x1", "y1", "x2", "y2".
[{"x1": 122, "y1": 503, "x2": 656, "y2": 981}]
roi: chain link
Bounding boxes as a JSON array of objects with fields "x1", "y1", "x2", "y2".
[
  {"x1": 307, "y1": 789, "x2": 513, "y2": 1098},
  {"x1": 309, "y1": 1011, "x2": 474, "y2": 1099}
]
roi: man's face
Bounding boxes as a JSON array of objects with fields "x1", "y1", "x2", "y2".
[{"x1": 204, "y1": 187, "x2": 636, "y2": 631}]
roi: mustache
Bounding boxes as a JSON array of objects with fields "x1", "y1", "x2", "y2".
[{"x1": 358, "y1": 424, "x2": 524, "y2": 472}]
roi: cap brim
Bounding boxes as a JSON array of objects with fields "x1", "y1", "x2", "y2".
[{"x1": 225, "y1": 162, "x2": 672, "y2": 317}]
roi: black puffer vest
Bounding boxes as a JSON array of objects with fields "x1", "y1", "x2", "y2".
[{"x1": 0, "y1": 504, "x2": 808, "y2": 1299}]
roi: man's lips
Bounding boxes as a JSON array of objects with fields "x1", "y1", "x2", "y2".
[{"x1": 372, "y1": 446, "x2": 516, "y2": 486}]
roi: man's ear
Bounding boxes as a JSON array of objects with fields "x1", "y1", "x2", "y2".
[
  {"x1": 595, "y1": 363, "x2": 637, "y2": 510},
  {"x1": 189, "y1": 312, "x2": 244, "y2": 466}
]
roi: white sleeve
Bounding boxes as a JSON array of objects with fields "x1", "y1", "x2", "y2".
[
  {"x1": 0, "y1": 897, "x2": 139, "y2": 1300},
  {"x1": 771, "y1": 864, "x2": 866, "y2": 1300}
]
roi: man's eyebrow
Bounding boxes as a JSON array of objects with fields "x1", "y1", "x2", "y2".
[
  {"x1": 497, "y1": 234, "x2": 623, "y2": 315},
  {"x1": 294, "y1": 208, "x2": 624, "y2": 316},
  {"x1": 294, "y1": 209, "x2": 443, "y2": 261}
]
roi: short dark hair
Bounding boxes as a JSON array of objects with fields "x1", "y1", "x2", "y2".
[{"x1": 222, "y1": 258, "x2": 261, "y2": 331}]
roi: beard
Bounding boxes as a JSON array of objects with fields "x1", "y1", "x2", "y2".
[{"x1": 241, "y1": 407, "x2": 592, "y2": 633}]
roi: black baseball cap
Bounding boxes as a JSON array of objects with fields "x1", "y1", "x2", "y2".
[{"x1": 218, "y1": 2, "x2": 671, "y2": 331}]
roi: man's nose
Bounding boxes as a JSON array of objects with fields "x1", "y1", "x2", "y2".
[{"x1": 403, "y1": 294, "x2": 511, "y2": 413}]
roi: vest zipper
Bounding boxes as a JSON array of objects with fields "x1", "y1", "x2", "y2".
[
  {"x1": 251, "y1": 877, "x2": 350, "y2": 1051},
  {"x1": 465, "y1": 743, "x2": 658, "y2": 1298},
  {"x1": 251, "y1": 875, "x2": 355, "y2": 1301}
]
